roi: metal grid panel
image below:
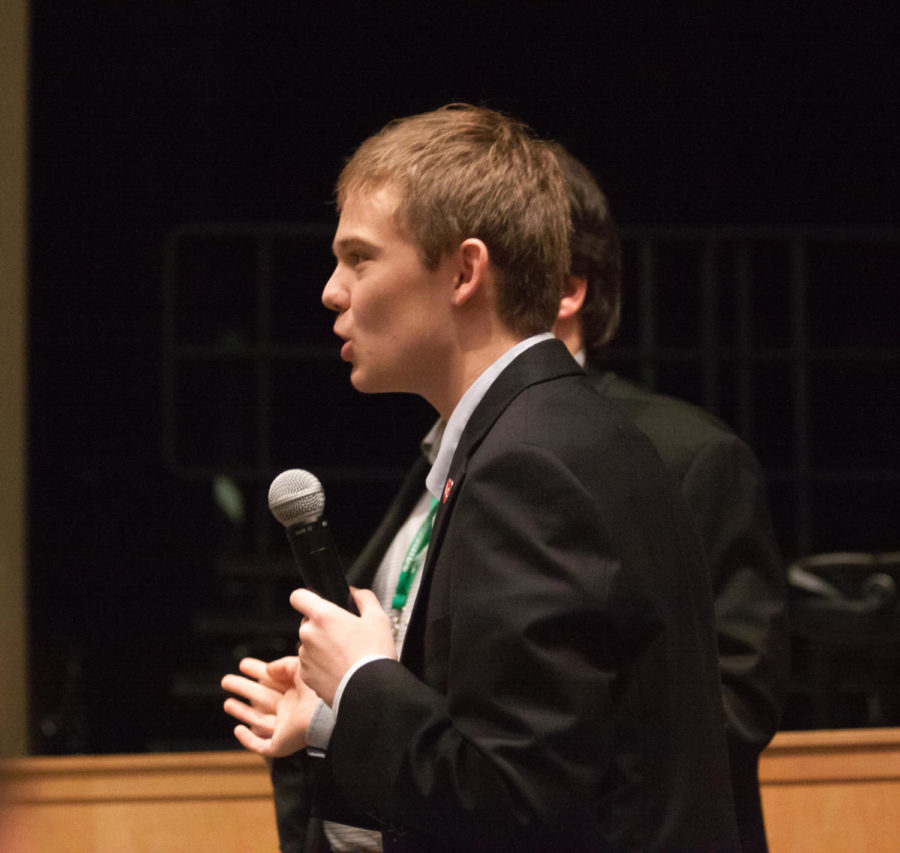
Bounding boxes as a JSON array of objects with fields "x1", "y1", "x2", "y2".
[{"x1": 162, "y1": 223, "x2": 900, "y2": 563}]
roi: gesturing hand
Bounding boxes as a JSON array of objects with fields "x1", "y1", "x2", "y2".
[
  {"x1": 291, "y1": 587, "x2": 397, "y2": 707},
  {"x1": 221, "y1": 656, "x2": 319, "y2": 758}
]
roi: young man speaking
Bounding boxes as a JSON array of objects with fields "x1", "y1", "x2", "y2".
[{"x1": 223, "y1": 104, "x2": 739, "y2": 851}]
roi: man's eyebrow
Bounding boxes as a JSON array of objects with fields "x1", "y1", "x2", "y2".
[{"x1": 332, "y1": 237, "x2": 378, "y2": 256}]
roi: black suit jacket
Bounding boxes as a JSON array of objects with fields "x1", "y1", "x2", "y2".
[
  {"x1": 592, "y1": 368, "x2": 789, "y2": 853},
  {"x1": 274, "y1": 340, "x2": 739, "y2": 851}
]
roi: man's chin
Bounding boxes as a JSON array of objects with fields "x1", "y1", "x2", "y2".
[
  {"x1": 349, "y1": 368, "x2": 404, "y2": 396},
  {"x1": 349, "y1": 368, "x2": 379, "y2": 395}
]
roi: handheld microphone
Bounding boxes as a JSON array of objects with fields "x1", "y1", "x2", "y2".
[{"x1": 268, "y1": 469, "x2": 358, "y2": 614}]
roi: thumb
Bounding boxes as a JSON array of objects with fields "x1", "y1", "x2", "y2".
[
  {"x1": 266, "y1": 656, "x2": 299, "y2": 682},
  {"x1": 348, "y1": 586, "x2": 397, "y2": 660},
  {"x1": 349, "y1": 586, "x2": 383, "y2": 617}
]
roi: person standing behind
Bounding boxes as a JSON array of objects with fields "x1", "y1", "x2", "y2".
[
  {"x1": 223, "y1": 103, "x2": 739, "y2": 851},
  {"x1": 551, "y1": 142, "x2": 790, "y2": 852}
]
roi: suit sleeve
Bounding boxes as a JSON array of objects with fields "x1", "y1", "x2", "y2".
[
  {"x1": 269, "y1": 753, "x2": 317, "y2": 853},
  {"x1": 680, "y1": 434, "x2": 790, "y2": 749}
]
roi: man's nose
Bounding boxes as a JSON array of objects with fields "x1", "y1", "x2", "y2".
[{"x1": 321, "y1": 268, "x2": 346, "y2": 313}]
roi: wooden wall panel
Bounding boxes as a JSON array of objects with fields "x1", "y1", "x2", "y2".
[
  {"x1": 3, "y1": 728, "x2": 899, "y2": 852},
  {"x1": 760, "y1": 727, "x2": 900, "y2": 853},
  {"x1": 0, "y1": 752, "x2": 278, "y2": 852}
]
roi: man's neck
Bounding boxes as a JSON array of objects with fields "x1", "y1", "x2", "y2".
[
  {"x1": 424, "y1": 332, "x2": 554, "y2": 499},
  {"x1": 430, "y1": 331, "x2": 526, "y2": 421},
  {"x1": 551, "y1": 315, "x2": 584, "y2": 359}
]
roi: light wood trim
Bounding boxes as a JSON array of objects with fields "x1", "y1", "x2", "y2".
[
  {"x1": 760, "y1": 728, "x2": 900, "y2": 853},
  {"x1": 3, "y1": 730, "x2": 900, "y2": 851},
  {"x1": 0, "y1": 751, "x2": 279, "y2": 852},
  {"x1": 761, "y1": 726, "x2": 900, "y2": 782},
  {"x1": 2, "y1": 751, "x2": 273, "y2": 803}
]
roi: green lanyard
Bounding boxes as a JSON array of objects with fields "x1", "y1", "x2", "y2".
[{"x1": 392, "y1": 496, "x2": 439, "y2": 612}]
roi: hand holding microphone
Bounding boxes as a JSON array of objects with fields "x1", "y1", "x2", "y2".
[
  {"x1": 268, "y1": 469, "x2": 359, "y2": 614},
  {"x1": 222, "y1": 470, "x2": 361, "y2": 752},
  {"x1": 269, "y1": 469, "x2": 396, "y2": 705}
]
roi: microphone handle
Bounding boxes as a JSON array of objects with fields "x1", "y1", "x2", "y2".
[{"x1": 285, "y1": 518, "x2": 359, "y2": 614}]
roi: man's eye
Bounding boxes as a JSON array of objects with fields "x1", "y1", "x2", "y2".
[{"x1": 350, "y1": 253, "x2": 366, "y2": 266}]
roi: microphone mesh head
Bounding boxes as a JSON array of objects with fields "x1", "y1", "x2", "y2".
[{"x1": 268, "y1": 469, "x2": 325, "y2": 526}]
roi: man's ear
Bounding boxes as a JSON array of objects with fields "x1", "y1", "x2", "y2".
[
  {"x1": 451, "y1": 238, "x2": 490, "y2": 306},
  {"x1": 558, "y1": 273, "x2": 587, "y2": 321}
]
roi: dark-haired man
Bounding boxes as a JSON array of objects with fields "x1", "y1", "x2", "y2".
[{"x1": 551, "y1": 143, "x2": 789, "y2": 853}]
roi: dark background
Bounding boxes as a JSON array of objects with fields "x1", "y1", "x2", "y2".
[{"x1": 28, "y1": 3, "x2": 900, "y2": 753}]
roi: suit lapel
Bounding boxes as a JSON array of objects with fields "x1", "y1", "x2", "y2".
[{"x1": 400, "y1": 339, "x2": 583, "y2": 672}]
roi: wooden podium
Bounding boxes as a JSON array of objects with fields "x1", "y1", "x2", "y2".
[{"x1": 3, "y1": 728, "x2": 899, "y2": 852}]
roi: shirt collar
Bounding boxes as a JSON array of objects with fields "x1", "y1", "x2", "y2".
[
  {"x1": 424, "y1": 333, "x2": 553, "y2": 499},
  {"x1": 420, "y1": 418, "x2": 445, "y2": 466}
]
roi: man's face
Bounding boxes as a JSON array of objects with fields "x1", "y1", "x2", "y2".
[{"x1": 322, "y1": 186, "x2": 456, "y2": 399}]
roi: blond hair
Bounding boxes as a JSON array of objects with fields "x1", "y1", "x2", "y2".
[{"x1": 336, "y1": 104, "x2": 570, "y2": 336}]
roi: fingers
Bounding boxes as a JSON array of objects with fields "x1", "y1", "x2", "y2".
[
  {"x1": 222, "y1": 697, "x2": 274, "y2": 737},
  {"x1": 220, "y1": 673, "x2": 281, "y2": 713},
  {"x1": 232, "y1": 724, "x2": 274, "y2": 756},
  {"x1": 222, "y1": 655, "x2": 310, "y2": 759},
  {"x1": 293, "y1": 589, "x2": 348, "y2": 653},
  {"x1": 266, "y1": 656, "x2": 300, "y2": 683},
  {"x1": 290, "y1": 587, "x2": 330, "y2": 618},
  {"x1": 237, "y1": 657, "x2": 277, "y2": 688},
  {"x1": 351, "y1": 587, "x2": 396, "y2": 649},
  {"x1": 222, "y1": 656, "x2": 288, "y2": 698},
  {"x1": 237, "y1": 657, "x2": 268, "y2": 678},
  {"x1": 350, "y1": 586, "x2": 383, "y2": 616},
  {"x1": 292, "y1": 587, "x2": 383, "y2": 623}
]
